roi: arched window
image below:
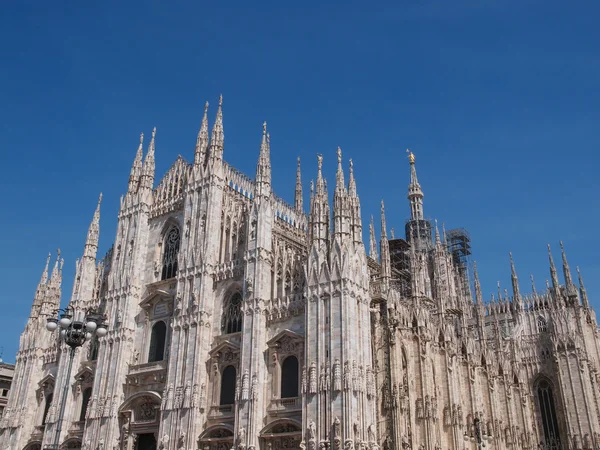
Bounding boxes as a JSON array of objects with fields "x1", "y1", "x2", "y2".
[
  {"x1": 281, "y1": 356, "x2": 299, "y2": 398},
  {"x1": 222, "y1": 293, "x2": 242, "y2": 334},
  {"x1": 148, "y1": 321, "x2": 167, "y2": 362},
  {"x1": 220, "y1": 366, "x2": 236, "y2": 405},
  {"x1": 161, "y1": 227, "x2": 180, "y2": 280},
  {"x1": 537, "y1": 379, "x2": 561, "y2": 445},
  {"x1": 79, "y1": 388, "x2": 92, "y2": 421},
  {"x1": 42, "y1": 393, "x2": 53, "y2": 425},
  {"x1": 537, "y1": 317, "x2": 548, "y2": 333}
]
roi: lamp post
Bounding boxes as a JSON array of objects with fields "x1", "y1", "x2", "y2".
[
  {"x1": 464, "y1": 417, "x2": 493, "y2": 449},
  {"x1": 43, "y1": 308, "x2": 108, "y2": 450}
]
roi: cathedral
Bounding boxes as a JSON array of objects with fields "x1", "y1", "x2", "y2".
[{"x1": 1, "y1": 96, "x2": 599, "y2": 450}]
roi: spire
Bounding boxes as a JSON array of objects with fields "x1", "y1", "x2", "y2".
[
  {"x1": 335, "y1": 147, "x2": 346, "y2": 195},
  {"x1": 348, "y1": 158, "x2": 356, "y2": 197},
  {"x1": 380, "y1": 200, "x2": 391, "y2": 282},
  {"x1": 560, "y1": 241, "x2": 577, "y2": 296},
  {"x1": 316, "y1": 154, "x2": 325, "y2": 195},
  {"x1": 473, "y1": 261, "x2": 483, "y2": 306},
  {"x1": 390, "y1": 228, "x2": 395, "y2": 239},
  {"x1": 141, "y1": 128, "x2": 156, "y2": 190},
  {"x1": 128, "y1": 133, "x2": 144, "y2": 193},
  {"x1": 530, "y1": 274, "x2": 537, "y2": 296},
  {"x1": 369, "y1": 215, "x2": 378, "y2": 260},
  {"x1": 547, "y1": 244, "x2": 561, "y2": 296},
  {"x1": 50, "y1": 249, "x2": 62, "y2": 284},
  {"x1": 381, "y1": 200, "x2": 387, "y2": 239},
  {"x1": 577, "y1": 266, "x2": 590, "y2": 308},
  {"x1": 40, "y1": 252, "x2": 51, "y2": 286},
  {"x1": 309, "y1": 155, "x2": 330, "y2": 243},
  {"x1": 255, "y1": 121, "x2": 271, "y2": 199},
  {"x1": 406, "y1": 149, "x2": 424, "y2": 221},
  {"x1": 509, "y1": 252, "x2": 522, "y2": 309},
  {"x1": 84, "y1": 193, "x2": 102, "y2": 260},
  {"x1": 195, "y1": 101, "x2": 210, "y2": 166},
  {"x1": 434, "y1": 220, "x2": 441, "y2": 244},
  {"x1": 295, "y1": 157, "x2": 303, "y2": 211},
  {"x1": 209, "y1": 94, "x2": 224, "y2": 160}
]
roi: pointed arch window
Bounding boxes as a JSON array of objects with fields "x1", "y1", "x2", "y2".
[
  {"x1": 161, "y1": 227, "x2": 180, "y2": 280},
  {"x1": 220, "y1": 365, "x2": 236, "y2": 405},
  {"x1": 281, "y1": 356, "x2": 299, "y2": 398},
  {"x1": 537, "y1": 317, "x2": 548, "y2": 333},
  {"x1": 148, "y1": 321, "x2": 167, "y2": 362},
  {"x1": 42, "y1": 393, "x2": 53, "y2": 426},
  {"x1": 79, "y1": 388, "x2": 92, "y2": 421},
  {"x1": 222, "y1": 292, "x2": 242, "y2": 334},
  {"x1": 537, "y1": 379, "x2": 561, "y2": 446}
]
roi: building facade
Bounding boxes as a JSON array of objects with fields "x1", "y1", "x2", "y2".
[
  {"x1": 0, "y1": 362, "x2": 15, "y2": 422},
  {"x1": 1, "y1": 97, "x2": 599, "y2": 450}
]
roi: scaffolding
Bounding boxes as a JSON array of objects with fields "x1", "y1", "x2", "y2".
[
  {"x1": 389, "y1": 238, "x2": 412, "y2": 298},
  {"x1": 446, "y1": 228, "x2": 472, "y2": 299}
]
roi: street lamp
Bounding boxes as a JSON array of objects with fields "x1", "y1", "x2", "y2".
[
  {"x1": 43, "y1": 308, "x2": 107, "y2": 450},
  {"x1": 464, "y1": 417, "x2": 493, "y2": 449}
]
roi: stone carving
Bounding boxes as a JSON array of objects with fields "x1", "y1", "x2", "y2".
[
  {"x1": 302, "y1": 367, "x2": 307, "y2": 394},
  {"x1": 183, "y1": 381, "x2": 191, "y2": 408},
  {"x1": 352, "y1": 360, "x2": 358, "y2": 391},
  {"x1": 199, "y1": 382, "x2": 206, "y2": 409},
  {"x1": 368, "y1": 424, "x2": 376, "y2": 443},
  {"x1": 309, "y1": 362, "x2": 317, "y2": 394},
  {"x1": 191, "y1": 383, "x2": 199, "y2": 408},
  {"x1": 333, "y1": 416, "x2": 341, "y2": 440},
  {"x1": 174, "y1": 385, "x2": 183, "y2": 409},
  {"x1": 308, "y1": 420, "x2": 316, "y2": 440},
  {"x1": 333, "y1": 359, "x2": 342, "y2": 391},
  {"x1": 251, "y1": 374, "x2": 258, "y2": 400},
  {"x1": 178, "y1": 432, "x2": 186, "y2": 449},
  {"x1": 344, "y1": 361, "x2": 351, "y2": 391},
  {"x1": 241, "y1": 370, "x2": 250, "y2": 400}
]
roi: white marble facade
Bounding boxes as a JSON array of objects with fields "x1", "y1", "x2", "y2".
[{"x1": 1, "y1": 97, "x2": 599, "y2": 450}]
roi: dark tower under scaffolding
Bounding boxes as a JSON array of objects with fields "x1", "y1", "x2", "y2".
[{"x1": 446, "y1": 228, "x2": 472, "y2": 298}]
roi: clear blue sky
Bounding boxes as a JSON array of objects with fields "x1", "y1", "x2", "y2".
[{"x1": 0, "y1": 1, "x2": 598, "y2": 363}]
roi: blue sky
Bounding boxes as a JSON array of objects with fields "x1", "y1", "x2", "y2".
[{"x1": 0, "y1": 0, "x2": 598, "y2": 362}]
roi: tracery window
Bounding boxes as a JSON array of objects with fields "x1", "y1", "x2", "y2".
[
  {"x1": 220, "y1": 365, "x2": 236, "y2": 405},
  {"x1": 79, "y1": 387, "x2": 92, "y2": 421},
  {"x1": 222, "y1": 292, "x2": 242, "y2": 334},
  {"x1": 537, "y1": 379, "x2": 561, "y2": 446},
  {"x1": 281, "y1": 356, "x2": 299, "y2": 398},
  {"x1": 537, "y1": 317, "x2": 548, "y2": 333},
  {"x1": 161, "y1": 227, "x2": 180, "y2": 280},
  {"x1": 148, "y1": 321, "x2": 167, "y2": 362}
]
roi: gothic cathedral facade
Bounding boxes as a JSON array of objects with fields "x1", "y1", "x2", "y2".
[{"x1": 1, "y1": 97, "x2": 599, "y2": 450}]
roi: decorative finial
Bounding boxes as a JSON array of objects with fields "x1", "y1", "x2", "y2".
[
  {"x1": 349, "y1": 158, "x2": 353, "y2": 169},
  {"x1": 98, "y1": 192, "x2": 103, "y2": 205},
  {"x1": 57, "y1": 248, "x2": 61, "y2": 259},
  {"x1": 317, "y1": 154, "x2": 323, "y2": 170},
  {"x1": 139, "y1": 133, "x2": 144, "y2": 144},
  {"x1": 152, "y1": 127, "x2": 156, "y2": 139},
  {"x1": 219, "y1": 94, "x2": 223, "y2": 106},
  {"x1": 204, "y1": 101, "x2": 209, "y2": 112},
  {"x1": 337, "y1": 147, "x2": 342, "y2": 164},
  {"x1": 263, "y1": 121, "x2": 267, "y2": 135},
  {"x1": 406, "y1": 148, "x2": 415, "y2": 164}
]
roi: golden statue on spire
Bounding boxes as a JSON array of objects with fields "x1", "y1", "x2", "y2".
[{"x1": 406, "y1": 148, "x2": 415, "y2": 164}]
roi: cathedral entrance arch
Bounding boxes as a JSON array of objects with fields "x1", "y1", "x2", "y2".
[
  {"x1": 198, "y1": 424, "x2": 234, "y2": 450},
  {"x1": 118, "y1": 391, "x2": 161, "y2": 450},
  {"x1": 259, "y1": 419, "x2": 302, "y2": 450}
]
